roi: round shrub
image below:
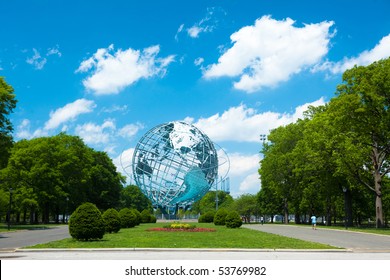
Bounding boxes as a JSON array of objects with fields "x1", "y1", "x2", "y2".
[
  {"x1": 225, "y1": 211, "x2": 243, "y2": 228},
  {"x1": 149, "y1": 215, "x2": 157, "y2": 223},
  {"x1": 69, "y1": 202, "x2": 105, "y2": 241},
  {"x1": 198, "y1": 210, "x2": 215, "y2": 223},
  {"x1": 141, "y1": 209, "x2": 152, "y2": 223},
  {"x1": 214, "y1": 208, "x2": 228, "y2": 226},
  {"x1": 119, "y1": 208, "x2": 137, "y2": 228},
  {"x1": 132, "y1": 209, "x2": 141, "y2": 225},
  {"x1": 102, "y1": 208, "x2": 121, "y2": 233}
]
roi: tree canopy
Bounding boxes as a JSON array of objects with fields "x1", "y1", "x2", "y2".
[
  {"x1": 258, "y1": 58, "x2": 390, "y2": 228},
  {"x1": 0, "y1": 77, "x2": 17, "y2": 169},
  {"x1": 120, "y1": 185, "x2": 152, "y2": 212},
  {"x1": 0, "y1": 133, "x2": 125, "y2": 223}
]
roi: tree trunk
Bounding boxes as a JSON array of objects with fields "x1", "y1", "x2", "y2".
[
  {"x1": 43, "y1": 204, "x2": 50, "y2": 224},
  {"x1": 30, "y1": 209, "x2": 34, "y2": 224},
  {"x1": 345, "y1": 188, "x2": 353, "y2": 227},
  {"x1": 283, "y1": 198, "x2": 289, "y2": 224},
  {"x1": 374, "y1": 176, "x2": 383, "y2": 228},
  {"x1": 372, "y1": 147, "x2": 384, "y2": 228},
  {"x1": 376, "y1": 193, "x2": 383, "y2": 228},
  {"x1": 295, "y1": 212, "x2": 301, "y2": 224},
  {"x1": 326, "y1": 206, "x2": 332, "y2": 226}
]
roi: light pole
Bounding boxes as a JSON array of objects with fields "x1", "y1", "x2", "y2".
[
  {"x1": 260, "y1": 134, "x2": 267, "y2": 144},
  {"x1": 342, "y1": 186, "x2": 348, "y2": 230},
  {"x1": 215, "y1": 178, "x2": 219, "y2": 211},
  {"x1": 8, "y1": 188, "x2": 13, "y2": 231}
]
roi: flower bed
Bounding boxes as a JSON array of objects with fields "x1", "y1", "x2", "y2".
[
  {"x1": 147, "y1": 227, "x2": 216, "y2": 232},
  {"x1": 147, "y1": 222, "x2": 216, "y2": 232}
]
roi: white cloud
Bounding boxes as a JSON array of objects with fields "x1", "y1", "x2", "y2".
[
  {"x1": 203, "y1": 15, "x2": 334, "y2": 93},
  {"x1": 239, "y1": 173, "x2": 260, "y2": 193},
  {"x1": 313, "y1": 34, "x2": 390, "y2": 74},
  {"x1": 175, "y1": 24, "x2": 185, "y2": 41},
  {"x1": 118, "y1": 123, "x2": 144, "y2": 138},
  {"x1": 112, "y1": 148, "x2": 135, "y2": 182},
  {"x1": 100, "y1": 105, "x2": 129, "y2": 114},
  {"x1": 26, "y1": 46, "x2": 62, "y2": 70},
  {"x1": 16, "y1": 119, "x2": 32, "y2": 139},
  {"x1": 186, "y1": 7, "x2": 223, "y2": 38},
  {"x1": 75, "y1": 120, "x2": 144, "y2": 153},
  {"x1": 217, "y1": 151, "x2": 261, "y2": 196},
  {"x1": 188, "y1": 26, "x2": 204, "y2": 38},
  {"x1": 192, "y1": 97, "x2": 326, "y2": 142},
  {"x1": 194, "y1": 57, "x2": 204, "y2": 66},
  {"x1": 76, "y1": 44, "x2": 175, "y2": 95},
  {"x1": 26, "y1": 49, "x2": 47, "y2": 70},
  {"x1": 75, "y1": 119, "x2": 116, "y2": 145},
  {"x1": 47, "y1": 46, "x2": 62, "y2": 57},
  {"x1": 44, "y1": 98, "x2": 96, "y2": 130},
  {"x1": 227, "y1": 153, "x2": 260, "y2": 176},
  {"x1": 15, "y1": 119, "x2": 48, "y2": 139}
]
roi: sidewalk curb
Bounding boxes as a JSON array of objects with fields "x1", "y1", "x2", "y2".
[{"x1": 14, "y1": 248, "x2": 350, "y2": 253}]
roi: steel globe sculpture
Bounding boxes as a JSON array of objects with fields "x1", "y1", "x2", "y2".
[{"x1": 130, "y1": 121, "x2": 221, "y2": 209}]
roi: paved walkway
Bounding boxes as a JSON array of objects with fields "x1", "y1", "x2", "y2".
[
  {"x1": 243, "y1": 224, "x2": 390, "y2": 252},
  {"x1": 0, "y1": 226, "x2": 70, "y2": 250}
]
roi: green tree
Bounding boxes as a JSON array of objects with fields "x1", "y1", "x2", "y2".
[
  {"x1": 326, "y1": 58, "x2": 390, "y2": 227},
  {"x1": 299, "y1": 105, "x2": 353, "y2": 226},
  {"x1": 198, "y1": 191, "x2": 233, "y2": 214},
  {"x1": 3, "y1": 133, "x2": 123, "y2": 223},
  {"x1": 121, "y1": 185, "x2": 152, "y2": 212},
  {"x1": 256, "y1": 184, "x2": 282, "y2": 223},
  {"x1": 0, "y1": 77, "x2": 17, "y2": 169},
  {"x1": 88, "y1": 151, "x2": 125, "y2": 210},
  {"x1": 233, "y1": 194, "x2": 259, "y2": 223},
  {"x1": 259, "y1": 121, "x2": 306, "y2": 224}
]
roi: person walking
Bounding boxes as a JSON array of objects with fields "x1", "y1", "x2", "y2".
[{"x1": 311, "y1": 214, "x2": 317, "y2": 230}]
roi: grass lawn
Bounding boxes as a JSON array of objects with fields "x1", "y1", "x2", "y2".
[
  {"x1": 27, "y1": 222, "x2": 336, "y2": 249},
  {"x1": 323, "y1": 226, "x2": 390, "y2": 235}
]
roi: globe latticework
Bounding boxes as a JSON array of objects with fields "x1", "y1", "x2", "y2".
[{"x1": 132, "y1": 121, "x2": 218, "y2": 208}]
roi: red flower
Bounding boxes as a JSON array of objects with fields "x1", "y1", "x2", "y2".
[{"x1": 147, "y1": 228, "x2": 216, "y2": 232}]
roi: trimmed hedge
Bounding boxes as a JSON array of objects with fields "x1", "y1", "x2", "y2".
[
  {"x1": 69, "y1": 202, "x2": 105, "y2": 241},
  {"x1": 214, "y1": 208, "x2": 228, "y2": 226},
  {"x1": 141, "y1": 209, "x2": 152, "y2": 223},
  {"x1": 132, "y1": 209, "x2": 141, "y2": 225},
  {"x1": 198, "y1": 210, "x2": 215, "y2": 223},
  {"x1": 102, "y1": 208, "x2": 121, "y2": 233},
  {"x1": 150, "y1": 215, "x2": 157, "y2": 223},
  {"x1": 119, "y1": 208, "x2": 137, "y2": 228},
  {"x1": 225, "y1": 211, "x2": 243, "y2": 228}
]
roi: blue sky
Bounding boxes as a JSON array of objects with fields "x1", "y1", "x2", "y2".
[{"x1": 1, "y1": 0, "x2": 390, "y2": 197}]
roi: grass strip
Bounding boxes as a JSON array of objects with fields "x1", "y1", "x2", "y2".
[
  {"x1": 287, "y1": 223, "x2": 390, "y2": 236},
  {"x1": 27, "y1": 223, "x2": 336, "y2": 249}
]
